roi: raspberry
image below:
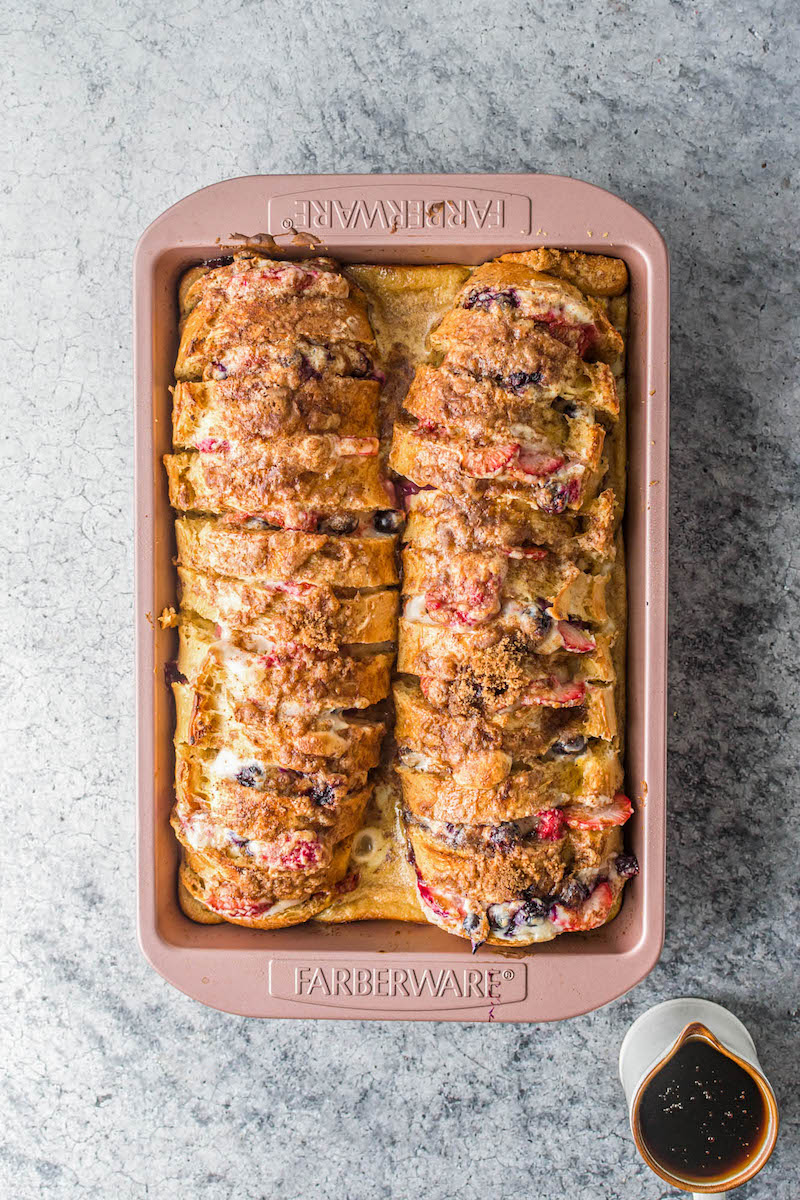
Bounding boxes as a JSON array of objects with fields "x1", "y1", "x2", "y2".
[{"x1": 536, "y1": 808, "x2": 567, "y2": 841}]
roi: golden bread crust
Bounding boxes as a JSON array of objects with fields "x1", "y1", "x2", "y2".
[
  {"x1": 167, "y1": 249, "x2": 631, "y2": 944},
  {"x1": 175, "y1": 516, "x2": 398, "y2": 589},
  {"x1": 172, "y1": 376, "x2": 380, "y2": 442},
  {"x1": 498, "y1": 248, "x2": 629, "y2": 297},
  {"x1": 177, "y1": 565, "x2": 397, "y2": 648},
  {"x1": 389, "y1": 251, "x2": 631, "y2": 947},
  {"x1": 165, "y1": 443, "x2": 392, "y2": 518}
]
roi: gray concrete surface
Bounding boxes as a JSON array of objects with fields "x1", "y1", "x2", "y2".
[{"x1": 2, "y1": 0, "x2": 798, "y2": 1196}]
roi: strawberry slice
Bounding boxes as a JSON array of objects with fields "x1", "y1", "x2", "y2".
[
  {"x1": 516, "y1": 448, "x2": 565, "y2": 477},
  {"x1": 523, "y1": 677, "x2": 586, "y2": 707},
  {"x1": 558, "y1": 621, "x2": 597, "y2": 653},
  {"x1": 416, "y1": 876, "x2": 455, "y2": 921},
  {"x1": 462, "y1": 442, "x2": 520, "y2": 477},
  {"x1": 563, "y1": 793, "x2": 633, "y2": 830},
  {"x1": 533, "y1": 311, "x2": 598, "y2": 358},
  {"x1": 552, "y1": 881, "x2": 615, "y2": 931},
  {"x1": 337, "y1": 436, "x2": 379, "y2": 456},
  {"x1": 535, "y1": 808, "x2": 567, "y2": 841}
]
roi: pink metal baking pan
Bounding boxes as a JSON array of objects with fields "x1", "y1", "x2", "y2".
[{"x1": 134, "y1": 173, "x2": 669, "y2": 1022}]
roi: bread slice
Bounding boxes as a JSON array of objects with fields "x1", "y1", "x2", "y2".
[
  {"x1": 404, "y1": 487, "x2": 617, "y2": 561},
  {"x1": 178, "y1": 856, "x2": 337, "y2": 929},
  {"x1": 397, "y1": 623, "x2": 615, "y2": 686},
  {"x1": 497, "y1": 249, "x2": 629, "y2": 299},
  {"x1": 178, "y1": 839, "x2": 353, "y2": 929},
  {"x1": 409, "y1": 823, "x2": 626, "y2": 946},
  {"x1": 404, "y1": 362, "x2": 611, "y2": 447},
  {"x1": 178, "y1": 565, "x2": 397, "y2": 648},
  {"x1": 179, "y1": 254, "x2": 353, "y2": 318},
  {"x1": 177, "y1": 293, "x2": 376, "y2": 381},
  {"x1": 164, "y1": 445, "x2": 393, "y2": 518},
  {"x1": 401, "y1": 545, "x2": 607, "y2": 625},
  {"x1": 393, "y1": 676, "x2": 617, "y2": 787},
  {"x1": 174, "y1": 742, "x2": 371, "y2": 842},
  {"x1": 396, "y1": 740, "x2": 624, "y2": 824},
  {"x1": 389, "y1": 420, "x2": 605, "y2": 511},
  {"x1": 177, "y1": 618, "x2": 393, "y2": 717},
  {"x1": 175, "y1": 516, "x2": 398, "y2": 589},
  {"x1": 429, "y1": 309, "x2": 619, "y2": 418},
  {"x1": 452, "y1": 261, "x2": 624, "y2": 363},
  {"x1": 174, "y1": 681, "x2": 384, "y2": 780},
  {"x1": 172, "y1": 376, "x2": 380, "y2": 444}
]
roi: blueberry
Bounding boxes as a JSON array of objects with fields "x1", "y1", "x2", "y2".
[
  {"x1": 489, "y1": 823, "x2": 518, "y2": 852},
  {"x1": 523, "y1": 602, "x2": 552, "y2": 638},
  {"x1": 204, "y1": 255, "x2": 233, "y2": 268},
  {"x1": 463, "y1": 912, "x2": 481, "y2": 933},
  {"x1": 310, "y1": 783, "x2": 335, "y2": 807},
  {"x1": 373, "y1": 509, "x2": 402, "y2": 534},
  {"x1": 323, "y1": 513, "x2": 358, "y2": 535},
  {"x1": 235, "y1": 764, "x2": 264, "y2": 788},
  {"x1": 501, "y1": 370, "x2": 543, "y2": 393},
  {"x1": 615, "y1": 853, "x2": 639, "y2": 879},
  {"x1": 298, "y1": 357, "x2": 321, "y2": 381},
  {"x1": 464, "y1": 286, "x2": 519, "y2": 311},
  {"x1": 551, "y1": 735, "x2": 587, "y2": 756},
  {"x1": 558, "y1": 879, "x2": 590, "y2": 908},
  {"x1": 540, "y1": 482, "x2": 569, "y2": 515},
  {"x1": 227, "y1": 831, "x2": 249, "y2": 851},
  {"x1": 516, "y1": 896, "x2": 550, "y2": 923}
]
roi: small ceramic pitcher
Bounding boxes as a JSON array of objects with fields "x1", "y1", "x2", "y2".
[{"x1": 619, "y1": 998, "x2": 779, "y2": 1194}]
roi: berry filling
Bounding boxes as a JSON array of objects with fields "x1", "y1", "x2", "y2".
[
  {"x1": 461, "y1": 441, "x2": 520, "y2": 476},
  {"x1": 462, "y1": 286, "x2": 520, "y2": 311},
  {"x1": 516, "y1": 448, "x2": 566, "y2": 477},
  {"x1": 538, "y1": 478, "x2": 581, "y2": 514},
  {"x1": 501, "y1": 546, "x2": 549, "y2": 561},
  {"x1": 520, "y1": 677, "x2": 587, "y2": 708},
  {"x1": 556, "y1": 621, "x2": 597, "y2": 654},
  {"x1": 235, "y1": 763, "x2": 266, "y2": 788},
  {"x1": 373, "y1": 508, "x2": 402, "y2": 534},
  {"x1": 531, "y1": 311, "x2": 598, "y2": 358},
  {"x1": 424, "y1": 575, "x2": 503, "y2": 627},
  {"x1": 615, "y1": 852, "x2": 639, "y2": 879},
  {"x1": 494, "y1": 370, "x2": 544, "y2": 394},
  {"x1": 551, "y1": 880, "x2": 615, "y2": 932}
]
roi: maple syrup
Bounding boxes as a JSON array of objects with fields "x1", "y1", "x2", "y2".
[{"x1": 636, "y1": 1037, "x2": 768, "y2": 1182}]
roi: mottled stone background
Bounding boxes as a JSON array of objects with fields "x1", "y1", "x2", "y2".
[{"x1": 2, "y1": 0, "x2": 798, "y2": 1196}]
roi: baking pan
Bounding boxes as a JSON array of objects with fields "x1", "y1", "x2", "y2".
[{"x1": 134, "y1": 173, "x2": 669, "y2": 1021}]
